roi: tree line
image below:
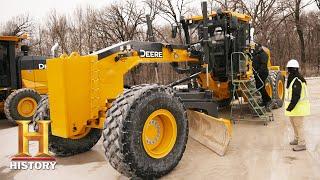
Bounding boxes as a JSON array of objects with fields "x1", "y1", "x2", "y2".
[{"x1": 1, "y1": 0, "x2": 320, "y2": 84}]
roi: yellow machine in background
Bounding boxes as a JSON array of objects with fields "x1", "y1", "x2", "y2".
[
  {"x1": 0, "y1": 35, "x2": 47, "y2": 124},
  {"x1": 33, "y1": 1, "x2": 285, "y2": 178}
]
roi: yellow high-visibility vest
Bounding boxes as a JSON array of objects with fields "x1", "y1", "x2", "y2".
[{"x1": 285, "y1": 77, "x2": 310, "y2": 116}]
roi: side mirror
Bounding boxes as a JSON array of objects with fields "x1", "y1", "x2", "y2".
[{"x1": 171, "y1": 25, "x2": 178, "y2": 38}]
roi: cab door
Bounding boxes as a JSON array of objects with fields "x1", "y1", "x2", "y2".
[{"x1": 0, "y1": 42, "x2": 10, "y2": 87}]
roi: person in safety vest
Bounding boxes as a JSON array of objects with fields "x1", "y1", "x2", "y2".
[{"x1": 285, "y1": 59, "x2": 310, "y2": 151}]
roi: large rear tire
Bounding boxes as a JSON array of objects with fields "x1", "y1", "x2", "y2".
[
  {"x1": 270, "y1": 70, "x2": 285, "y2": 108},
  {"x1": 4, "y1": 88, "x2": 41, "y2": 125},
  {"x1": 103, "y1": 84, "x2": 188, "y2": 178},
  {"x1": 33, "y1": 96, "x2": 102, "y2": 157}
]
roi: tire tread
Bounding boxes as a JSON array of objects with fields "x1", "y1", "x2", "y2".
[{"x1": 103, "y1": 84, "x2": 188, "y2": 178}]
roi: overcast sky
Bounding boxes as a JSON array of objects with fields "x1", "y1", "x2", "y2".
[
  {"x1": 0, "y1": 0, "x2": 318, "y2": 24},
  {"x1": 0, "y1": 0, "x2": 115, "y2": 23}
]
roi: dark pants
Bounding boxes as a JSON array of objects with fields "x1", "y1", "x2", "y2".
[{"x1": 255, "y1": 73, "x2": 271, "y2": 105}]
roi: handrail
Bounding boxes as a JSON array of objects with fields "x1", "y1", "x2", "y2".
[
  {"x1": 251, "y1": 67, "x2": 264, "y2": 92},
  {"x1": 230, "y1": 52, "x2": 264, "y2": 91}
]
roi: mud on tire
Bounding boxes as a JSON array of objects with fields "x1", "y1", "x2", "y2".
[
  {"x1": 4, "y1": 88, "x2": 41, "y2": 125},
  {"x1": 103, "y1": 84, "x2": 188, "y2": 178},
  {"x1": 33, "y1": 96, "x2": 102, "y2": 157}
]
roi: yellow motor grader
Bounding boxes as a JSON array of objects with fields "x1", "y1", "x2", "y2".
[
  {"x1": 0, "y1": 35, "x2": 48, "y2": 124},
  {"x1": 32, "y1": 1, "x2": 285, "y2": 178}
]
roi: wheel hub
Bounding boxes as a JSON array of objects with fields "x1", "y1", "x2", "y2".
[
  {"x1": 17, "y1": 97, "x2": 37, "y2": 117},
  {"x1": 142, "y1": 109, "x2": 177, "y2": 159},
  {"x1": 145, "y1": 119, "x2": 161, "y2": 145}
]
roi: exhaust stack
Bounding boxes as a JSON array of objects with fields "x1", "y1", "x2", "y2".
[{"x1": 51, "y1": 43, "x2": 59, "y2": 57}]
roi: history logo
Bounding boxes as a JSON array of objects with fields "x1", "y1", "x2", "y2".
[{"x1": 10, "y1": 120, "x2": 56, "y2": 170}]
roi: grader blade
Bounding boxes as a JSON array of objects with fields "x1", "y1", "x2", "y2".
[{"x1": 187, "y1": 110, "x2": 232, "y2": 156}]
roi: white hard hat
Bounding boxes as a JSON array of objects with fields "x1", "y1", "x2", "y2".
[
  {"x1": 215, "y1": 27, "x2": 222, "y2": 31},
  {"x1": 286, "y1": 59, "x2": 299, "y2": 68}
]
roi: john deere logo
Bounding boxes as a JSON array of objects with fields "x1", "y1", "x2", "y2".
[
  {"x1": 139, "y1": 50, "x2": 163, "y2": 58},
  {"x1": 10, "y1": 120, "x2": 56, "y2": 170},
  {"x1": 38, "y1": 63, "x2": 47, "y2": 70}
]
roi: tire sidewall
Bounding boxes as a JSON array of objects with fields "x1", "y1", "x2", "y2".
[
  {"x1": 6, "y1": 90, "x2": 41, "y2": 120},
  {"x1": 125, "y1": 91, "x2": 187, "y2": 176}
]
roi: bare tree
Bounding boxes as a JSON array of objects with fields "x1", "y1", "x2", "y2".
[
  {"x1": 1, "y1": 14, "x2": 33, "y2": 36},
  {"x1": 144, "y1": 0, "x2": 163, "y2": 21},
  {"x1": 83, "y1": 7, "x2": 100, "y2": 53},
  {"x1": 315, "y1": 0, "x2": 320, "y2": 10},
  {"x1": 69, "y1": 7, "x2": 85, "y2": 54},
  {"x1": 156, "y1": 0, "x2": 193, "y2": 43},
  {"x1": 46, "y1": 10, "x2": 70, "y2": 54},
  {"x1": 95, "y1": 0, "x2": 145, "y2": 44},
  {"x1": 2, "y1": 0, "x2": 320, "y2": 77},
  {"x1": 279, "y1": 0, "x2": 313, "y2": 72},
  {"x1": 294, "y1": 0, "x2": 306, "y2": 72},
  {"x1": 208, "y1": 0, "x2": 228, "y2": 10},
  {"x1": 94, "y1": 0, "x2": 146, "y2": 84},
  {"x1": 31, "y1": 25, "x2": 48, "y2": 56}
]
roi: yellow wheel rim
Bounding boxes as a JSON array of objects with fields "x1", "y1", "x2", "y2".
[
  {"x1": 17, "y1": 97, "x2": 37, "y2": 117},
  {"x1": 142, "y1": 109, "x2": 177, "y2": 159},
  {"x1": 265, "y1": 82, "x2": 272, "y2": 98},
  {"x1": 278, "y1": 80, "x2": 284, "y2": 100}
]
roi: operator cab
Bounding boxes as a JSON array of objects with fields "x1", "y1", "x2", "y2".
[
  {"x1": 0, "y1": 36, "x2": 47, "y2": 99},
  {"x1": 181, "y1": 10, "x2": 252, "y2": 82},
  {"x1": 0, "y1": 43, "x2": 7, "y2": 86},
  {"x1": 0, "y1": 37, "x2": 20, "y2": 92}
]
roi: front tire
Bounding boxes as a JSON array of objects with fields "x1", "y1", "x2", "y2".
[
  {"x1": 33, "y1": 96, "x2": 102, "y2": 157},
  {"x1": 4, "y1": 88, "x2": 41, "y2": 125},
  {"x1": 103, "y1": 84, "x2": 188, "y2": 178}
]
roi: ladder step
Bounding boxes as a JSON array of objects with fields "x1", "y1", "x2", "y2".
[
  {"x1": 232, "y1": 79, "x2": 272, "y2": 123},
  {"x1": 248, "y1": 101, "x2": 261, "y2": 106},
  {"x1": 248, "y1": 97, "x2": 260, "y2": 101},
  {"x1": 233, "y1": 80, "x2": 251, "y2": 83},
  {"x1": 242, "y1": 89, "x2": 257, "y2": 94},
  {"x1": 254, "y1": 107, "x2": 266, "y2": 111}
]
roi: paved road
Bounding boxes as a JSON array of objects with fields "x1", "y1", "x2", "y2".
[{"x1": 1, "y1": 79, "x2": 320, "y2": 180}]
